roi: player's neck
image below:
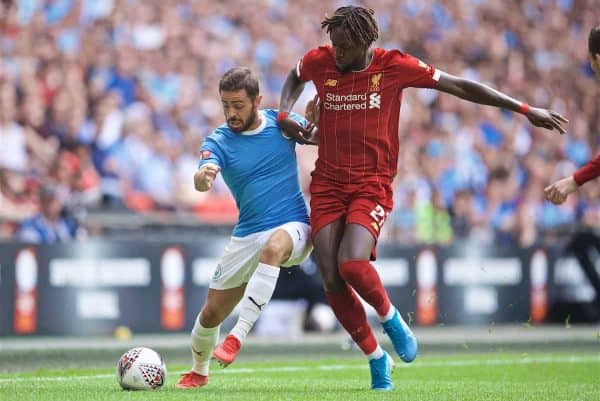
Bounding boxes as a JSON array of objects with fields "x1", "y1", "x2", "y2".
[{"x1": 352, "y1": 49, "x2": 373, "y2": 72}]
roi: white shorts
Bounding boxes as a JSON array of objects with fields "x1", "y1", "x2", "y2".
[{"x1": 210, "y1": 221, "x2": 312, "y2": 290}]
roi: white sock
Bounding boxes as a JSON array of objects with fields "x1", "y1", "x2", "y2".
[
  {"x1": 378, "y1": 305, "x2": 396, "y2": 322},
  {"x1": 190, "y1": 316, "x2": 219, "y2": 376},
  {"x1": 230, "y1": 262, "x2": 280, "y2": 343},
  {"x1": 367, "y1": 345, "x2": 385, "y2": 361}
]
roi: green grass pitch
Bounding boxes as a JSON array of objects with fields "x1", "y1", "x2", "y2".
[{"x1": 1, "y1": 352, "x2": 598, "y2": 401}]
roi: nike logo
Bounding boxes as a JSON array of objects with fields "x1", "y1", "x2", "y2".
[
  {"x1": 296, "y1": 229, "x2": 301, "y2": 241},
  {"x1": 191, "y1": 346, "x2": 203, "y2": 357},
  {"x1": 248, "y1": 296, "x2": 266, "y2": 311}
]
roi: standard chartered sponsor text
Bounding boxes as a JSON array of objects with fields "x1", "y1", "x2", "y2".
[{"x1": 324, "y1": 92, "x2": 368, "y2": 111}]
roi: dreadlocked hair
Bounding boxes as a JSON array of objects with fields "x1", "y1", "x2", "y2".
[
  {"x1": 321, "y1": 5, "x2": 379, "y2": 47},
  {"x1": 589, "y1": 25, "x2": 600, "y2": 56}
]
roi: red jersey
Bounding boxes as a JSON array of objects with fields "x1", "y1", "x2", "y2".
[
  {"x1": 574, "y1": 153, "x2": 600, "y2": 186},
  {"x1": 297, "y1": 46, "x2": 440, "y2": 185}
]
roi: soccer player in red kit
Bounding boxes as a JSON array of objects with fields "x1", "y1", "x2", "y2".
[
  {"x1": 278, "y1": 6, "x2": 568, "y2": 391},
  {"x1": 545, "y1": 25, "x2": 600, "y2": 205}
]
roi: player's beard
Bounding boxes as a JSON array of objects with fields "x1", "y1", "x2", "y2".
[{"x1": 228, "y1": 105, "x2": 258, "y2": 133}]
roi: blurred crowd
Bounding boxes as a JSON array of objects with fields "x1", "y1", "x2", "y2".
[{"x1": 0, "y1": 0, "x2": 599, "y2": 245}]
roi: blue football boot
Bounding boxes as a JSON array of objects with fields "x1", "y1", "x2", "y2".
[
  {"x1": 382, "y1": 309, "x2": 418, "y2": 363},
  {"x1": 369, "y1": 351, "x2": 394, "y2": 391}
]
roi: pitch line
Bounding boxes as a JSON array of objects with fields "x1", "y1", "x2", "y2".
[{"x1": 0, "y1": 354, "x2": 598, "y2": 384}]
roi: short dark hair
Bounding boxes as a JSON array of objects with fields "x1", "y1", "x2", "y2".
[
  {"x1": 589, "y1": 25, "x2": 600, "y2": 56},
  {"x1": 321, "y1": 5, "x2": 379, "y2": 47},
  {"x1": 218, "y1": 67, "x2": 259, "y2": 99}
]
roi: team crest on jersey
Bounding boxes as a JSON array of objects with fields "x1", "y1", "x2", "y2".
[
  {"x1": 201, "y1": 150, "x2": 211, "y2": 160},
  {"x1": 369, "y1": 73, "x2": 382, "y2": 91},
  {"x1": 324, "y1": 78, "x2": 338, "y2": 87},
  {"x1": 213, "y1": 264, "x2": 223, "y2": 280}
]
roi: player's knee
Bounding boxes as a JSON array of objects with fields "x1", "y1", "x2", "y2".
[
  {"x1": 337, "y1": 260, "x2": 354, "y2": 282},
  {"x1": 322, "y1": 276, "x2": 346, "y2": 293},
  {"x1": 199, "y1": 304, "x2": 225, "y2": 328},
  {"x1": 319, "y1": 263, "x2": 346, "y2": 292},
  {"x1": 260, "y1": 235, "x2": 292, "y2": 265},
  {"x1": 337, "y1": 248, "x2": 364, "y2": 265}
]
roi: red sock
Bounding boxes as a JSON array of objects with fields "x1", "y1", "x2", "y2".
[
  {"x1": 325, "y1": 285, "x2": 377, "y2": 355},
  {"x1": 339, "y1": 260, "x2": 392, "y2": 317}
]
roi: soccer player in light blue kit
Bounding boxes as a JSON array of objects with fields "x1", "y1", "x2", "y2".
[{"x1": 177, "y1": 67, "x2": 315, "y2": 389}]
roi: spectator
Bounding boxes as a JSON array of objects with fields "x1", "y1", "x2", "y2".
[
  {"x1": 0, "y1": 82, "x2": 27, "y2": 172},
  {"x1": 0, "y1": 0, "x2": 596, "y2": 244},
  {"x1": 17, "y1": 184, "x2": 84, "y2": 243},
  {"x1": 416, "y1": 189, "x2": 453, "y2": 245}
]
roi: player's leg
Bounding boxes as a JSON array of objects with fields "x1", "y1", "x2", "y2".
[
  {"x1": 310, "y1": 183, "x2": 392, "y2": 390},
  {"x1": 314, "y1": 219, "x2": 371, "y2": 345},
  {"x1": 333, "y1": 223, "x2": 394, "y2": 389},
  {"x1": 177, "y1": 286, "x2": 246, "y2": 388},
  {"x1": 178, "y1": 235, "x2": 260, "y2": 388},
  {"x1": 313, "y1": 219, "x2": 393, "y2": 390},
  {"x1": 215, "y1": 227, "x2": 298, "y2": 366},
  {"x1": 337, "y1": 223, "x2": 392, "y2": 318},
  {"x1": 341, "y1": 195, "x2": 417, "y2": 363}
]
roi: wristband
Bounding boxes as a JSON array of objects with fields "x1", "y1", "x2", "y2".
[
  {"x1": 519, "y1": 103, "x2": 530, "y2": 115},
  {"x1": 276, "y1": 111, "x2": 290, "y2": 122}
]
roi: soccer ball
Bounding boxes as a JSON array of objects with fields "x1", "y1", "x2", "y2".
[{"x1": 116, "y1": 347, "x2": 166, "y2": 390}]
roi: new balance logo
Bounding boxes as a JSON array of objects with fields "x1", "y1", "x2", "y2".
[
  {"x1": 248, "y1": 296, "x2": 266, "y2": 311},
  {"x1": 369, "y1": 93, "x2": 381, "y2": 109}
]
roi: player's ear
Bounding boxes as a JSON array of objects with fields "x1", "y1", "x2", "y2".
[
  {"x1": 590, "y1": 53, "x2": 600, "y2": 76},
  {"x1": 254, "y1": 95, "x2": 263, "y2": 108}
]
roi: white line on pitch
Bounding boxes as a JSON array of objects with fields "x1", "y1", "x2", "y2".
[{"x1": 0, "y1": 354, "x2": 598, "y2": 384}]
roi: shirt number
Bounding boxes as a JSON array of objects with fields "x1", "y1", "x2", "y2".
[{"x1": 369, "y1": 204, "x2": 389, "y2": 231}]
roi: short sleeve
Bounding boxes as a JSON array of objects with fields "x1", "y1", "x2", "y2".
[
  {"x1": 297, "y1": 47, "x2": 324, "y2": 82},
  {"x1": 198, "y1": 135, "x2": 226, "y2": 169},
  {"x1": 393, "y1": 52, "x2": 441, "y2": 89}
]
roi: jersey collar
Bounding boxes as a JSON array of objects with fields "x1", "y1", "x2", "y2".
[
  {"x1": 241, "y1": 110, "x2": 266, "y2": 136},
  {"x1": 352, "y1": 48, "x2": 375, "y2": 72}
]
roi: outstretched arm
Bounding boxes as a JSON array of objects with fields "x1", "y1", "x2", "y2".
[{"x1": 435, "y1": 72, "x2": 568, "y2": 134}]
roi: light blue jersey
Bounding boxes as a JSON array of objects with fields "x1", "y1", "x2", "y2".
[{"x1": 199, "y1": 109, "x2": 309, "y2": 237}]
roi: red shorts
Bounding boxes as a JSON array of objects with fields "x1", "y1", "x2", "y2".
[{"x1": 309, "y1": 180, "x2": 394, "y2": 259}]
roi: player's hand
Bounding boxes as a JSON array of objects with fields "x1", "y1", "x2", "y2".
[
  {"x1": 544, "y1": 175, "x2": 578, "y2": 205},
  {"x1": 278, "y1": 117, "x2": 318, "y2": 145},
  {"x1": 194, "y1": 164, "x2": 220, "y2": 192},
  {"x1": 305, "y1": 94, "x2": 320, "y2": 126},
  {"x1": 525, "y1": 108, "x2": 568, "y2": 135}
]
